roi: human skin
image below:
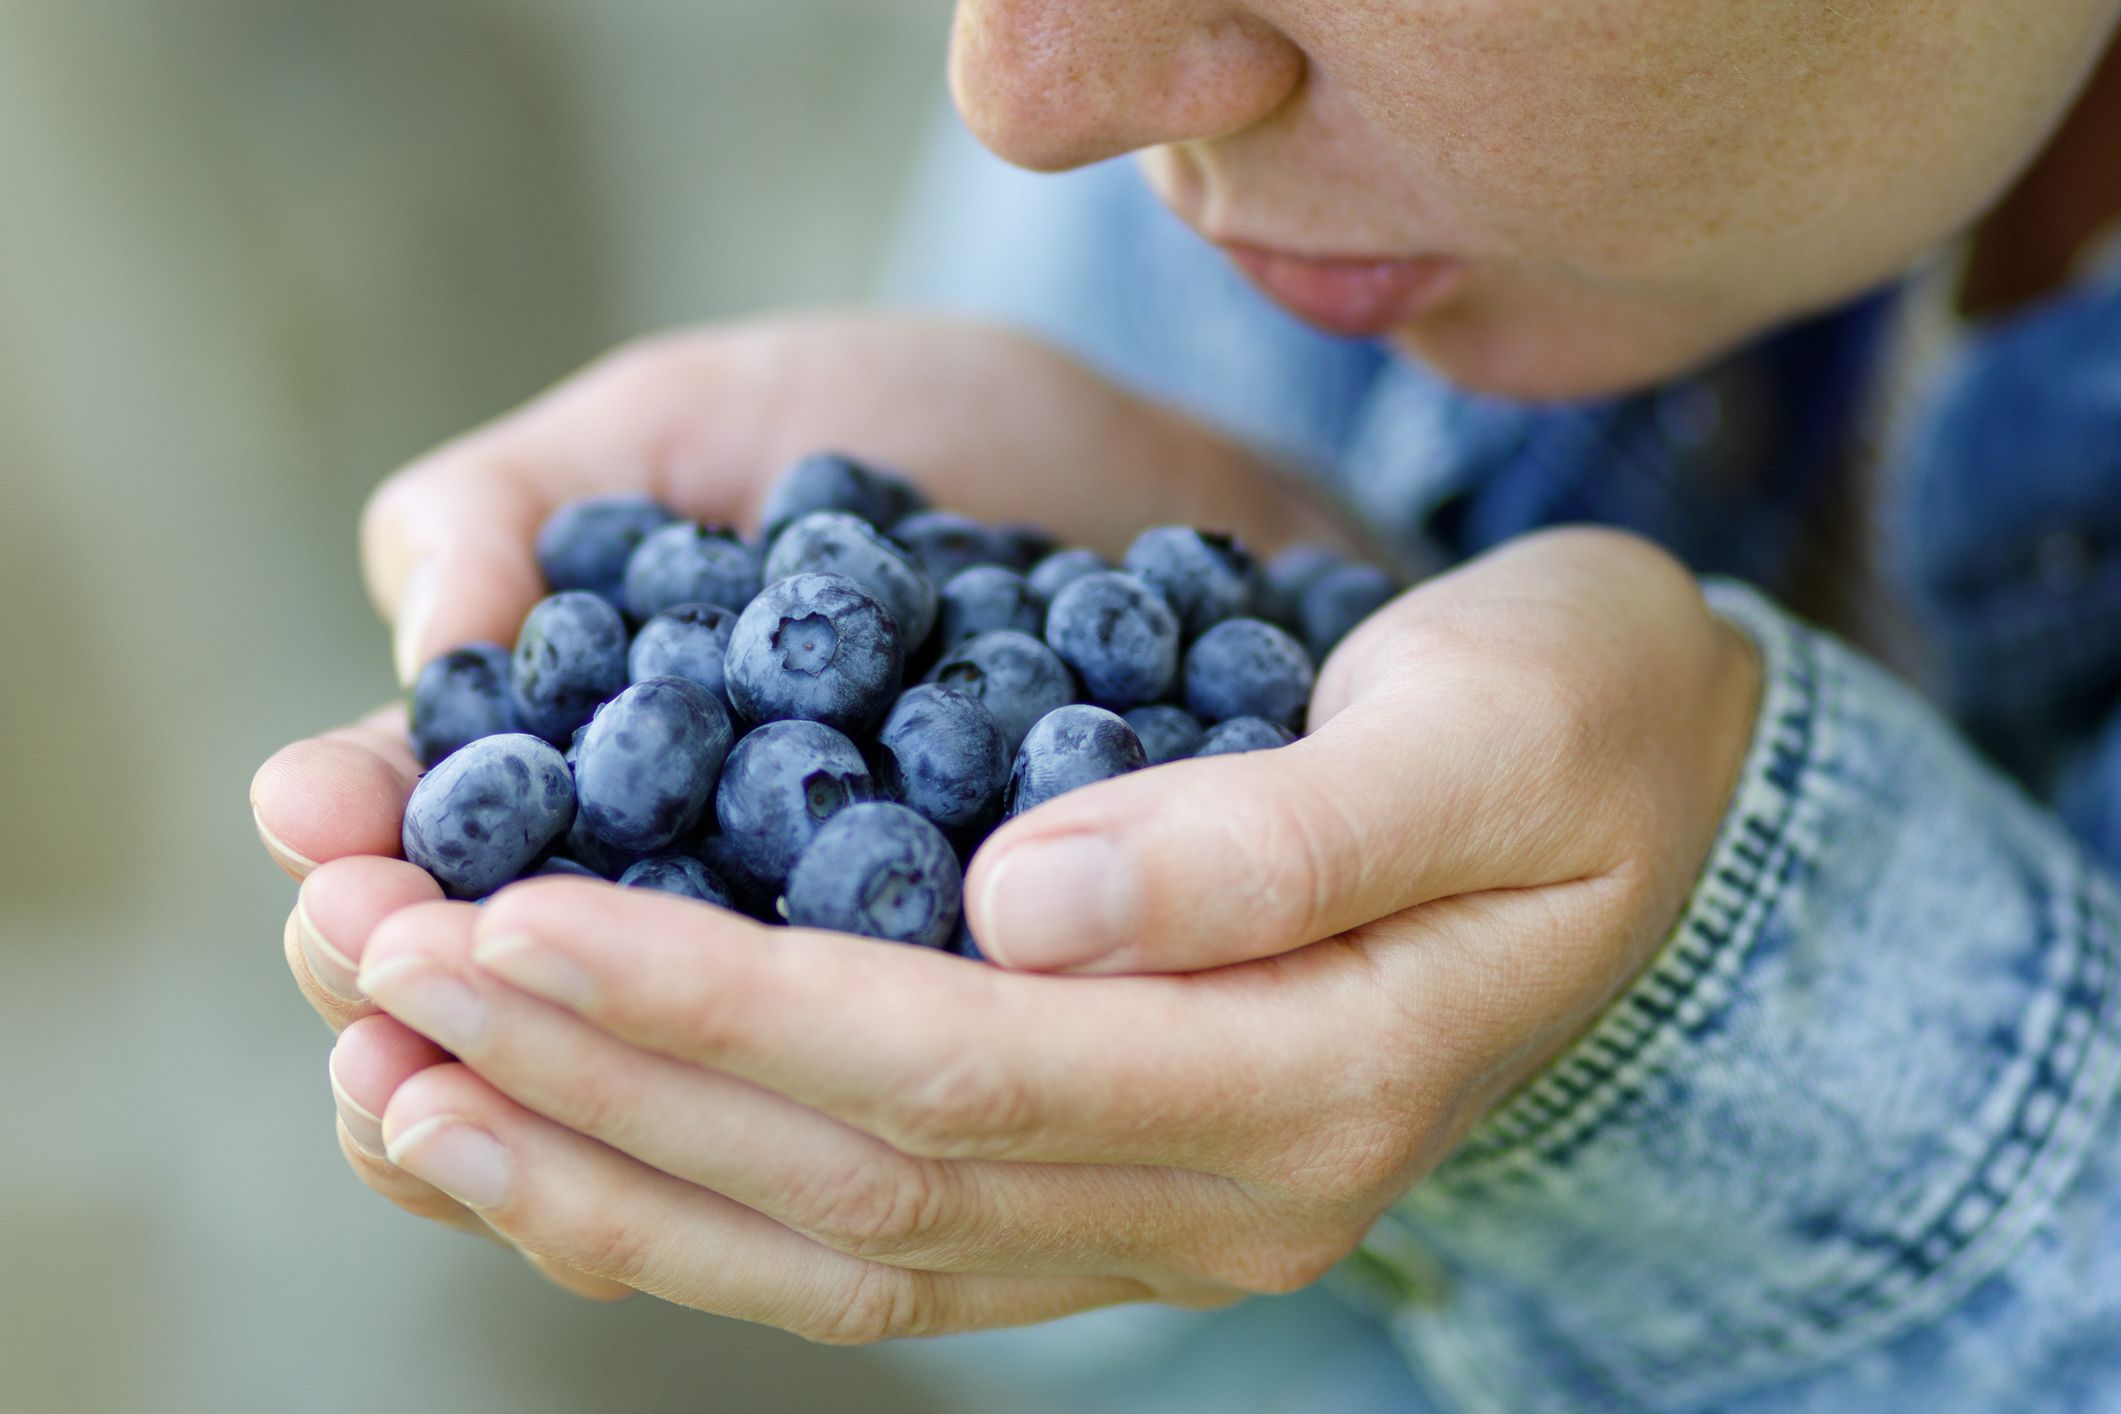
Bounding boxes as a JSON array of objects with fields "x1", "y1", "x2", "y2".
[
  {"x1": 254, "y1": 0, "x2": 2121, "y2": 1325},
  {"x1": 950, "y1": 0, "x2": 2121, "y2": 398}
]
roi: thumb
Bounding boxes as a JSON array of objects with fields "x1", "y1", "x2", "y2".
[{"x1": 964, "y1": 686, "x2": 1593, "y2": 975}]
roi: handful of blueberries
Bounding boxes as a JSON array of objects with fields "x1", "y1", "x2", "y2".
[{"x1": 401, "y1": 453, "x2": 1400, "y2": 956}]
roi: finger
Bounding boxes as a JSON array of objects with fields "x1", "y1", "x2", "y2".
[
  {"x1": 455, "y1": 882, "x2": 1377, "y2": 1174},
  {"x1": 251, "y1": 706, "x2": 421, "y2": 877},
  {"x1": 289, "y1": 856, "x2": 446, "y2": 1020},
  {"x1": 358, "y1": 904, "x2": 1266, "y2": 1284},
  {"x1": 379, "y1": 1062, "x2": 1151, "y2": 1341},
  {"x1": 332, "y1": 1016, "x2": 633, "y2": 1299},
  {"x1": 962, "y1": 627, "x2": 1615, "y2": 974}
]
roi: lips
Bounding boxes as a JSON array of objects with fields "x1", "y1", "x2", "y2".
[{"x1": 1221, "y1": 244, "x2": 1471, "y2": 338}]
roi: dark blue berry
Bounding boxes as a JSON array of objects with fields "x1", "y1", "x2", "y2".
[
  {"x1": 1197, "y1": 717, "x2": 1297, "y2": 757},
  {"x1": 990, "y1": 525, "x2": 1059, "y2": 573},
  {"x1": 725, "y1": 573, "x2": 905, "y2": 735},
  {"x1": 403, "y1": 733, "x2": 576, "y2": 899},
  {"x1": 532, "y1": 857, "x2": 601, "y2": 880},
  {"x1": 409, "y1": 643, "x2": 516, "y2": 767},
  {"x1": 618, "y1": 855, "x2": 735, "y2": 907},
  {"x1": 712, "y1": 719, "x2": 876, "y2": 885},
  {"x1": 1122, "y1": 704, "x2": 1207, "y2": 766},
  {"x1": 536, "y1": 496, "x2": 677, "y2": 603},
  {"x1": 890, "y1": 510, "x2": 1014, "y2": 584},
  {"x1": 511, "y1": 592, "x2": 631, "y2": 745},
  {"x1": 1301, "y1": 563, "x2": 1399, "y2": 661},
  {"x1": 574, "y1": 677, "x2": 734, "y2": 855},
  {"x1": 764, "y1": 511, "x2": 938, "y2": 649},
  {"x1": 628, "y1": 603, "x2": 741, "y2": 719},
  {"x1": 1183, "y1": 618, "x2": 1315, "y2": 731},
  {"x1": 937, "y1": 565, "x2": 1044, "y2": 645},
  {"x1": 1259, "y1": 544, "x2": 1349, "y2": 630},
  {"x1": 1043, "y1": 571, "x2": 1180, "y2": 710},
  {"x1": 1124, "y1": 526, "x2": 1256, "y2": 639},
  {"x1": 785, "y1": 802, "x2": 961, "y2": 948},
  {"x1": 1027, "y1": 548, "x2": 1109, "y2": 602},
  {"x1": 759, "y1": 452, "x2": 926, "y2": 542},
  {"x1": 871, "y1": 684, "x2": 1009, "y2": 833},
  {"x1": 926, "y1": 629, "x2": 1077, "y2": 757},
  {"x1": 1007, "y1": 705, "x2": 1148, "y2": 817},
  {"x1": 623, "y1": 523, "x2": 762, "y2": 622}
]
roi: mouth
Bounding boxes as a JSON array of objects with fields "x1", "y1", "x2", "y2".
[{"x1": 1218, "y1": 242, "x2": 1471, "y2": 338}]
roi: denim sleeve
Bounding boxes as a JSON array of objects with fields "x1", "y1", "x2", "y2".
[{"x1": 1342, "y1": 580, "x2": 2121, "y2": 1413}]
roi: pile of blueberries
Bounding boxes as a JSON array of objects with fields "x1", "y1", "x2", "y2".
[{"x1": 401, "y1": 453, "x2": 1400, "y2": 956}]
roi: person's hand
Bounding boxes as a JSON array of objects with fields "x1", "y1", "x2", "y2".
[
  {"x1": 253, "y1": 313, "x2": 1360, "y2": 1293},
  {"x1": 317, "y1": 526, "x2": 1761, "y2": 1336}
]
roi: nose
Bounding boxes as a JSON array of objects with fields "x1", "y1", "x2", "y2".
[{"x1": 949, "y1": 1, "x2": 1304, "y2": 172}]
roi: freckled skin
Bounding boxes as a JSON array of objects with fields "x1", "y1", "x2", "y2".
[
  {"x1": 950, "y1": 0, "x2": 2121, "y2": 397},
  {"x1": 1007, "y1": 704, "x2": 1150, "y2": 816},
  {"x1": 402, "y1": 734, "x2": 576, "y2": 899}
]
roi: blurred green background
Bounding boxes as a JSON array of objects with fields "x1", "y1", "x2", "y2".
[{"x1": 0, "y1": 2, "x2": 963, "y2": 1409}]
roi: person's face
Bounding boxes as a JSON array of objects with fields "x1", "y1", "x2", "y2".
[{"x1": 949, "y1": 0, "x2": 2121, "y2": 399}]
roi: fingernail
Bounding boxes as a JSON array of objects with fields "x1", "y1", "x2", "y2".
[
  {"x1": 473, "y1": 933, "x2": 597, "y2": 1011},
  {"x1": 359, "y1": 957, "x2": 488, "y2": 1055},
  {"x1": 392, "y1": 559, "x2": 440, "y2": 688},
  {"x1": 978, "y1": 834, "x2": 1139, "y2": 970},
  {"x1": 387, "y1": 1116, "x2": 514, "y2": 1210},
  {"x1": 328, "y1": 1053, "x2": 388, "y2": 1159},
  {"x1": 298, "y1": 900, "x2": 365, "y2": 1003},
  {"x1": 253, "y1": 812, "x2": 319, "y2": 876}
]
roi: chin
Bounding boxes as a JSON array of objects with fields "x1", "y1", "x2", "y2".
[{"x1": 1385, "y1": 298, "x2": 1757, "y2": 404}]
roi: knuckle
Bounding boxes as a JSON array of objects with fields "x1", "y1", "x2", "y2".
[
  {"x1": 803, "y1": 1158, "x2": 953, "y2": 1262},
  {"x1": 569, "y1": 1215, "x2": 657, "y2": 1291},
  {"x1": 805, "y1": 1265, "x2": 934, "y2": 1346},
  {"x1": 1221, "y1": 1235, "x2": 1357, "y2": 1297},
  {"x1": 882, "y1": 1052, "x2": 1038, "y2": 1160}
]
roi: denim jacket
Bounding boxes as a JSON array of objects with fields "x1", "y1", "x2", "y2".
[{"x1": 888, "y1": 119, "x2": 2121, "y2": 1412}]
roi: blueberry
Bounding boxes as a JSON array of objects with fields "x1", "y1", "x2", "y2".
[
  {"x1": 759, "y1": 452, "x2": 926, "y2": 542},
  {"x1": 937, "y1": 565, "x2": 1044, "y2": 645},
  {"x1": 990, "y1": 525, "x2": 1059, "y2": 573},
  {"x1": 950, "y1": 912, "x2": 989, "y2": 964},
  {"x1": 764, "y1": 511, "x2": 938, "y2": 650},
  {"x1": 532, "y1": 857, "x2": 601, "y2": 879},
  {"x1": 536, "y1": 495, "x2": 677, "y2": 603},
  {"x1": 574, "y1": 677, "x2": 734, "y2": 855},
  {"x1": 559, "y1": 810, "x2": 644, "y2": 879},
  {"x1": 402, "y1": 733, "x2": 576, "y2": 899},
  {"x1": 1027, "y1": 547, "x2": 1109, "y2": 602},
  {"x1": 725, "y1": 573, "x2": 905, "y2": 735},
  {"x1": 1006, "y1": 705, "x2": 1148, "y2": 817},
  {"x1": 1122, "y1": 704, "x2": 1207, "y2": 766},
  {"x1": 409, "y1": 643, "x2": 516, "y2": 767},
  {"x1": 784, "y1": 802, "x2": 961, "y2": 948},
  {"x1": 890, "y1": 510, "x2": 1014, "y2": 584},
  {"x1": 511, "y1": 592, "x2": 631, "y2": 744},
  {"x1": 871, "y1": 684, "x2": 1009, "y2": 833},
  {"x1": 629, "y1": 603, "x2": 741, "y2": 718},
  {"x1": 1042, "y1": 571, "x2": 1180, "y2": 710},
  {"x1": 624, "y1": 523, "x2": 762, "y2": 622},
  {"x1": 1196, "y1": 717, "x2": 1297, "y2": 757},
  {"x1": 1301, "y1": 563, "x2": 1399, "y2": 661},
  {"x1": 618, "y1": 855, "x2": 736, "y2": 907},
  {"x1": 926, "y1": 629, "x2": 1077, "y2": 757},
  {"x1": 1259, "y1": 544, "x2": 1350, "y2": 629},
  {"x1": 696, "y1": 830, "x2": 783, "y2": 921},
  {"x1": 1123, "y1": 526, "x2": 1257, "y2": 639},
  {"x1": 1183, "y1": 618, "x2": 1315, "y2": 731},
  {"x1": 713, "y1": 719, "x2": 876, "y2": 885}
]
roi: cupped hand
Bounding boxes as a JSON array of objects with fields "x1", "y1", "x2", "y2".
[
  {"x1": 254, "y1": 313, "x2": 1359, "y2": 1294},
  {"x1": 318, "y1": 526, "x2": 1761, "y2": 1337}
]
